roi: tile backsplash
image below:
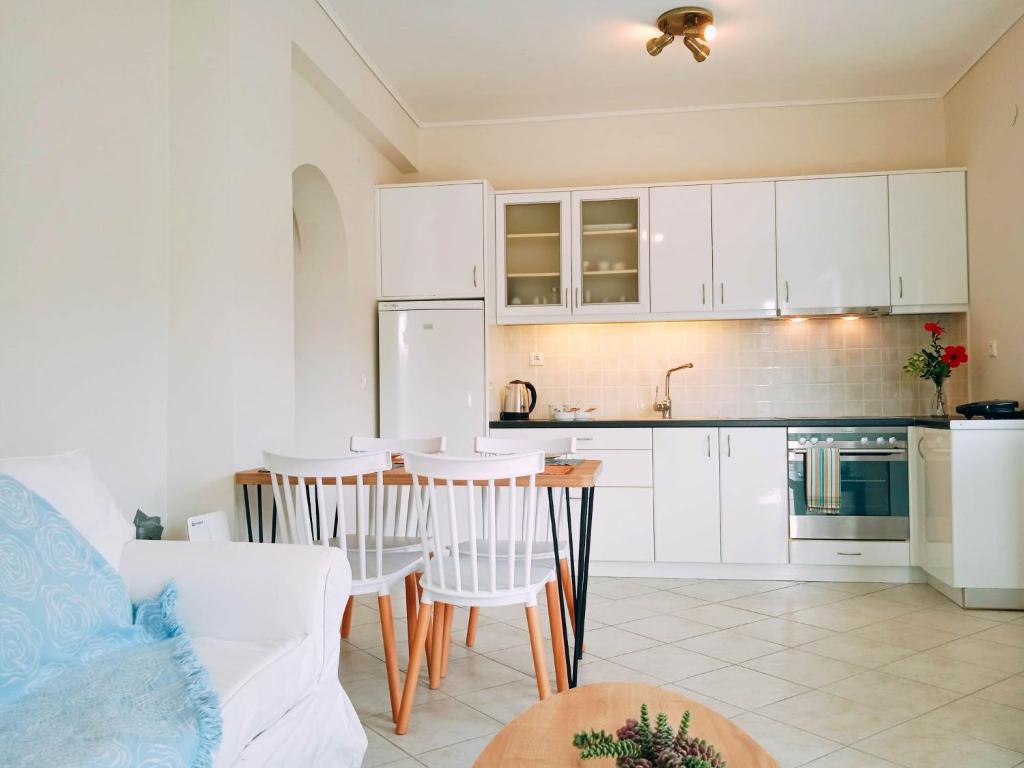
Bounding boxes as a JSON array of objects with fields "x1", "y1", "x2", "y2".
[{"x1": 497, "y1": 314, "x2": 969, "y2": 419}]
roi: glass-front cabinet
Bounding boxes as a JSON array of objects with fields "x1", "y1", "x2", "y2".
[
  {"x1": 496, "y1": 192, "x2": 571, "y2": 319},
  {"x1": 571, "y1": 188, "x2": 650, "y2": 315}
]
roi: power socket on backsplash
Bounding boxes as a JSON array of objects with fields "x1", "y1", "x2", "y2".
[{"x1": 529, "y1": 352, "x2": 544, "y2": 366}]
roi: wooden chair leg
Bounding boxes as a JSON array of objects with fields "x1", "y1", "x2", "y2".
[
  {"x1": 545, "y1": 580, "x2": 569, "y2": 693},
  {"x1": 465, "y1": 606, "x2": 480, "y2": 647},
  {"x1": 340, "y1": 596, "x2": 354, "y2": 638},
  {"x1": 396, "y1": 599, "x2": 433, "y2": 735},
  {"x1": 525, "y1": 604, "x2": 552, "y2": 701},
  {"x1": 377, "y1": 594, "x2": 401, "y2": 723},
  {"x1": 417, "y1": 574, "x2": 433, "y2": 670},
  {"x1": 404, "y1": 574, "x2": 418, "y2": 649},
  {"x1": 440, "y1": 603, "x2": 454, "y2": 678},
  {"x1": 559, "y1": 558, "x2": 576, "y2": 635},
  {"x1": 428, "y1": 602, "x2": 446, "y2": 689}
]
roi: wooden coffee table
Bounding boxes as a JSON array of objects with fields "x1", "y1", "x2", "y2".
[{"x1": 474, "y1": 683, "x2": 779, "y2": 767}]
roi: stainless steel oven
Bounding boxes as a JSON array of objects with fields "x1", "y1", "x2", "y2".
[{"x1": 788, "y1": 426, "x2": 909, "y2": 541}]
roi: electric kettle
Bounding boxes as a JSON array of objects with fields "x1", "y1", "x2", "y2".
[{"x1": 500, "y1": 379, "x2": 537, "y2": 421}]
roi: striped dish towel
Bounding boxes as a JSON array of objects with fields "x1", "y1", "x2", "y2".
[{"x1": 805, "y1": 446, "x2": 841, "y2": 514}]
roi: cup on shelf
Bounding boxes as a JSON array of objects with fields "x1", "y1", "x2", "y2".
[
  {"x1": 612, "y1": 260, "x2": 626, "y2": 271},
  {"x1": 597, "y1": 260, "x2": 611, "y2": 271},
  {"x1": 510, "y1": 296, "x2": 522, "y2": 305}
]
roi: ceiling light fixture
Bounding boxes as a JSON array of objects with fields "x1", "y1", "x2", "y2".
[{"x1": 646, "y1": 6, "x2": 716, "y2": 62}]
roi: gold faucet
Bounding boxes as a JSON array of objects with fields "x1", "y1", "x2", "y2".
[{"x1": 653, "y1": 363, "x2": 694, "y2": 419}]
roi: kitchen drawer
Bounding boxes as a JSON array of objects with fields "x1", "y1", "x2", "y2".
[
  {"x1": 789, "y1": 540, "x2": 910, "y2": 567},
  {"x1": 499, "y1": 427, "x2": 652, "y2": 451},
  {"x1": 586, "y1": 487, "x2": 654, "y2": 562},
  {"x1": 575, "y1": 449, "x2": 651, "y2": 487}
]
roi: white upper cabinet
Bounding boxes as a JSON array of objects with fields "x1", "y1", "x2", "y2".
[
  {"x1": 776, "y1": 176, "x2": 890, "y2": 313},
  {"x1": 649, "y1": 185, "x2": 712, "y2": 313},
  {"x1": 378, "y1": 182, "x2": 486, "y2": 299},
  {"x1": 654, "y1": 428, "x2": 721, "y2": 563},
  {"x1": 719, "y1": 427, "x2": 789, "y2": 564},
  {"x1": 495, "y1": 191, "x2": 571, "y2": 319},
  {"x1": 712, "y1": 182, "x2": 778, "y2": 313},
  {"x1": 571, "y1": 188, "x2": 650, "y2": 315},
  {"x1": 889, "y1": 171, "x2": 968, "y2": 310}
]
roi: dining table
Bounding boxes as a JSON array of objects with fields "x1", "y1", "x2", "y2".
[{"x1": 234, "y1": 458, "x2": 603, "y2": 688}]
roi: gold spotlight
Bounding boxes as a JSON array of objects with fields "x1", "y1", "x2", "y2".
[{"x1": 646, "y1": 6, "x2": 716, "y2": 62}]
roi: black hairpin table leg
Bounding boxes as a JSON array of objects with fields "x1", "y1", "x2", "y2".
[
  {"x1": 548, "y1": 488, "x2": 571, "y2": 684},
  {"x1": 242, "y1": 484, "x2": 254, "y2": 542}
]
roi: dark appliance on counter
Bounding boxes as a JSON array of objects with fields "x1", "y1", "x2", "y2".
[
  {"x1": 956, "y1": 400, "x2": 1024, "y2": 419},
  {"x1": 788, "y1": 426, "x2": 909, "y2": 541}
]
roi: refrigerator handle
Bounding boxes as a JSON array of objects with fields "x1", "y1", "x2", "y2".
[{"x1": 472, "y1": 266, "x2": 478, "y2": 288}]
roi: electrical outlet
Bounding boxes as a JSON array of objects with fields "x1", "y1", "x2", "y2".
[
  {"x1": 988, "y1": 340, "x2": 998, "y2": 358},
  {"x1": 529, "y1": 352, "x2": 544, "y2": 366}
]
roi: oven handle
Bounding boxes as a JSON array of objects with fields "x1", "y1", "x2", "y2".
[{"x1": 788, "y1": 449, "x2": 907, "y2": 462}]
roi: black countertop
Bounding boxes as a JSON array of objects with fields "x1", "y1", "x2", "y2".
[{"x1": 491, "y1": 416, "x2": 954, "y2": 429}]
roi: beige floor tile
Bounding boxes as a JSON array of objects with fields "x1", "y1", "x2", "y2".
[
  {"x1": 574, "y1": 658, "x2": 664, "y2": 687},
  {"x1": 630, "y1": 590, "x2": 708, "y2": 613},
  {"x1": 451, "y1": 621, "x2": 530, "y2": 653},
  {"x1": 684, "y1": 665, "x2": 809, "y2": 709},
  {"x1": 426, "y1": 653, "x2": 528, "y2": 697},
  {"x1": 786, "y1": 596, "x2": 916, "y2": 632},
  {"x1": 823, "y1": 669, "x2": 962, "y2": 717},
  {"x1": 852, "y1": 617, "x2": 961, "y2": 651},
  {"x1": 799, "y1": 633, "x2": 914, "y2": 668},
  {"x1": 676, "y1": 629, "x2": 786, "y2": 663},
  {"x1": 618, "y1": 614, "x2": 717, "y2": 643},
  {"x1": 672, "y1": 580, "x2": 767, "y2": 602},
  {"x1": 339, "y1": 645, "x2": 391, "y2": 684},
  {"x1": 799, "y1": 747, "x2": 903, "y2": 767},
  {"x1": 416, "y1": 735, "x2": 493, "y2": 768},
  {"x1": 480, "y1": 643, "x2": 557, "y2": 680},
  {"x1": 872, "y1": 583, "x2": 954, "y2": 608},
  {"x1": 977, "y1": 621, "x2": 1024, "y2": 649},
  {"x1": 976, "y1": 675, "x2": 1024, "y2": 710},
  {"x1": 855, "y1": 719, "x2": 1023, "y2": 768},
  {"x1": 730, "y1": 712, "x2": 840, "y2": 767},
  {"x1": 587, "y1": 578, "x2": 659, "y2": 599},
  {"x1": 735, "y1": 617, "x2": 835, "y2": 646},
  {"x1": 574, "y1": 625, "x2": 662, "y2": 657},
  {"x1": 811, "y1": 581, "x2": 896, "y2": 596},
  {"x1": 666, "y1": 683, "x2": 746, "y2": 718},
  {"x1": 378, "y1": 757, "x2": 424, "y2": 767},
  {"x1": 713, "y1": 579, "x2": 799, "y2": 593},
  {"x1": 881, "y1": 652, "x2": 1011, "y2": 694},
  {"x1": 345, "y1": 617, "x2": 410, "y2": 649},
  {"x1": 363, "y1": 726, "x2": 414, "y2": 767},
  {"x1": 454, "y1": 678, "x2": 546, "y2": 724},
  {"x1": 674, "y1": 603, "x2": 765, "y2": 628},
  {"x1": 365, "y1": 697, "x2": 502, "y2": 755},
  {"x1": 610, "y1": 644, "x2": 729, "y2": 682},
  {"x1": 895, "y1": 607, "x2": 1001, "y2": 637},
  {"x1": 916, "y1": 696, "x2": 1024, "y2": 753},
  {"x1": 725, "y1": 584, "x2": 849, "y2": 616},
  {"x1": 346, "y1": 675, "x2": 449, "y2": 718},
  {"x1": 629, "y1": 576, "x2": 701, "y2": 590},
  {"x1": 758, "y1": 690, "x2": 909, "y2": 744},
  {"x1": 744, "y1": 648, "x2": 866, "y2": 687},
  {"x1": 933, "y1": 604, "x2": 1024, "y2": 623},
  {"x1": 584, "y1": 600, "x2": 660, "y2": 626},
  {"x1": 923, "y1": 636, "x2": 1024, "y2": 674},
  {"x1": 364, "y1": 638, "x2": 472, "y2": 673}
]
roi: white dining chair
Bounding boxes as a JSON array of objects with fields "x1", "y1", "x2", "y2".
[
  {"x1": 346, "y1": 436, "x2": 446, "y2": 651},
  {"x1": 468, "y1": 435, "x2": 579, "y2": 646},
  {"x1": 264, "y1": 450, "x2": 423, "y2": 723},
  {"x1": 395, "y1": 450, "x2": 569, "y2": 735}
]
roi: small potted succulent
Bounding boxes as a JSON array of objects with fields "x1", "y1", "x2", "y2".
[
  {"x1": 573, "y1": 704, "x2": 726, "y2": 768},
  {"x1": 903, "y1": 321, "x2": 968, "y2": 417}
]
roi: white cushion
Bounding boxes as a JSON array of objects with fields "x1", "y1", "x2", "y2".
[
  {"x1": 194, "y1": 634, "x2": 319, "y2": 766},
  {"x1": 0, "y1": 450, "x2": 133, "y2": 569}
]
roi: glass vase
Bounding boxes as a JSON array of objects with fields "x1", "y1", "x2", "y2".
[{"x1": 930, "y1": 382, "x2": 948, "y2": 417}]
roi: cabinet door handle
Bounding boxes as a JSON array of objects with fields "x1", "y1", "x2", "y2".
[
  {"x1": 473, "y1": 266, "x2": 478, "y2": 288},
  {"x1": 784, "y1": 280, "x2": 790, "y2": 303},
  {"x1": 577, "y1": 437, "x2": 593, "y2": 442},
  {"x1": 898, "y1": 275, "x2": 903, "y2": 299},
  {"x1": 720, "y1": 282, "x2": 725, "y2": 305},
  {"x1": 837, "y1": 552, "x2": 863, "y2": 557},
  {"x1": 726, "y1": 434, "x2": 731, "y2": 457},
  {"x1": 917, "y1": 435, "x2": 925, "y2": 459},
  {"x1": 564, "y1": 287, "x2": 569, "y2": 307},
  {"x1": 575, "y1": 288, "x2": 580, "y2": 308},
  {"x1": 701, "y1": 283, "x2": 706, "y2": 305},
  {"x1": 706, "y1": 434, "x2": 711, "y2": 458}
]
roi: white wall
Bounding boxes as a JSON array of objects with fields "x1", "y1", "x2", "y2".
[
  {"x1": 291, "y1": 69, "x2": 402, "y2": 452},
  {"x1": 0, "y1": 1, "x2": 170, "y2": 519},
  {"x1": 944, "y1": 17, "x2": 1024, "y2": 404}
]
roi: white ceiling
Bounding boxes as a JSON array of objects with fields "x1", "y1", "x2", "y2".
[{"x1": 325, "y1": 0, "x2": 1024, "y2": 126}]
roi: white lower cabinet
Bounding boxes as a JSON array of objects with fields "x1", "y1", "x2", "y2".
[
  {"x1": 653, "y1": 428, "x2": 721, "y2": 563},
  {"x1": 719, "y1": 428, "x2": 789, "y2": 564},
  {"x1": 587, "y1": 487, "x2": 655, "y2": 562}
]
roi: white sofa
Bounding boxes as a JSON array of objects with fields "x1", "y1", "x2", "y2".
[{"x1": 0, "y1": 451, "x2": 367, "y2": 767}]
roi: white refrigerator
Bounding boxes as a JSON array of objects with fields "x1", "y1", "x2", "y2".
[{"x1": 378, "y1": 300, "x2": 487, "y2": 456}]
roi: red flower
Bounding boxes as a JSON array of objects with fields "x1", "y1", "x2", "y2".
[
  {"x1": 924, "y1": 322, "x2": 945, "y2": 336},
  {"x1": 942, "y1": 345, "x2": 968, "y2": 368}
]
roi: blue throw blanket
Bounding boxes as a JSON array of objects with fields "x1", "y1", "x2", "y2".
[{"x1": 0, "y1": 475, "x2": 221, "y2": 767}]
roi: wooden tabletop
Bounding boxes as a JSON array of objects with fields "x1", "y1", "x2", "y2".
[
  {"x1": 474, "y1": 683, "x2": 779, "y2": 767},
  {"x1": 234, "y1": 459, "x2": 602, "y2": 489}
]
